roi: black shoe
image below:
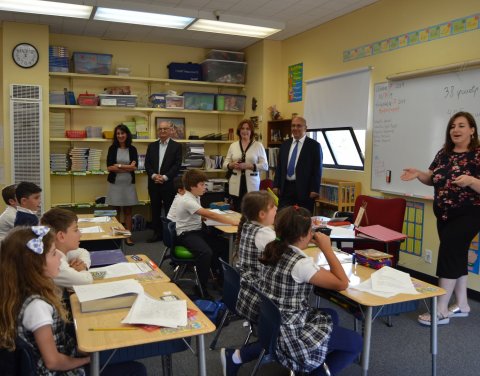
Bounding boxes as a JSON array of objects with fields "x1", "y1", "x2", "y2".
[{"x1": 147, "y1": 235, "x2": 162, "y2": 243}]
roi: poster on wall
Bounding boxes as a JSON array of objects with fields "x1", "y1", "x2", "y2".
[{"x1": 288, "y1": 63, "x2": 303, "y2": 102}]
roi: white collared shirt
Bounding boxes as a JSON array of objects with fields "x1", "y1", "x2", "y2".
[{"x1": 289, "y1": 244, "x2": 320, "y2": 283}]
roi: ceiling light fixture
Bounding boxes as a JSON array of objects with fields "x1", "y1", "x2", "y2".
[
  {"x1": 188, "y1": 19, "x2": 281, "y2": 38},
  {"x1": 0, "y1": 0, "x2": 92, "y2": 18},
  {"x1": 94, "y1": 7, "x2": 195, "y2": 29}
]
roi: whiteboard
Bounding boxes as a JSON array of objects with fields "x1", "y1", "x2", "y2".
[{"x1": 372, "y1": 69, "x2": 480, "y2": 198}]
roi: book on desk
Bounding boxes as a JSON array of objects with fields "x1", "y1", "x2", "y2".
[{"x1": 73, "y1": 279, "x2": 143, "y2": 313}]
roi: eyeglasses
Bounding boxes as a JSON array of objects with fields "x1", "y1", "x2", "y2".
[
  {"x1": 158, "y1": 128, "x2": 171, "y2": 132},
  {"x1": 291, "y1": 123, "x2": 305, "y2": 128}
]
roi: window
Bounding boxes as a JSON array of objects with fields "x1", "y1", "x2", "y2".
[{"x1": 308, "y1": 127, "x2": 364, "y2": 170}]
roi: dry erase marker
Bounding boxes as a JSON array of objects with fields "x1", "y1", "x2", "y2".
[{"x1": 386, "y1": 170, "x2": 391, "y2": 183}]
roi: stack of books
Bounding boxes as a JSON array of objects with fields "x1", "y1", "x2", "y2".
[
  {"x1": 50, "y1": 153, "x2": 69, "y2": 172},
  {"x1": 49, "y1": 112, "x2": 66, "y2": 137},
  {"x1": 354, "y1": 249, "x2": 393, "y2": 269},
  {"x1": 184, "y1": 143, "x2": 204, "y2": 168},
  {"x1": 87, "y1": 149, "x2": 102, "y2": 171},
  {"x1": 69, "y1": 147, "x2": 89, "y2": 172}
]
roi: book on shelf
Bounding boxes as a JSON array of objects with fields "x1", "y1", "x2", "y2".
[
  {"x1": 355, "y1": 225, "x2": 407, "y2": 242},
  {"x1": 73, "y1": 279, "x2": 143, "y2": 313}
]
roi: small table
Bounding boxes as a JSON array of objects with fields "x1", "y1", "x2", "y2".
[
  {"x1": 303, "y1": 248, "x2": 445, "y2": 376},
  {"x1": 71, "y1": 281, "x2": 216, "y2": 376},
  {"x1": 78, "y1": 214, "x2": 128, "y2": 250}
]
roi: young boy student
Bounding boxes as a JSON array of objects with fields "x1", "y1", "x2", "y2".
[
  {"x1": 40, "y1": 208, "x2": 93, "y2": 288},
  {"x1": 175, "y1": 169, "x2": 240, "y2": 298},
  {"x1": 167, "y1": 176, "x2": 186, "y2": 222},
  {"x1": 0, "y1": 184, "x2": 17, "y2": 240},
  {"x1": 14, "y1": 181, "x2": 42, "y2": 227}
]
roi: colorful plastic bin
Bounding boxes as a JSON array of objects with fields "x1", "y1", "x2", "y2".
[
  {"x1": 216, "y1": 94, "x2": 246, "y2": 112},
  {"x1": 72, "y1": 52, "x2": 112, "y2": 75},
  {"x1": 183, "y1": 92, "x2": 215, "y2": 111},
  {"x1": 167, "y1": 62, "x2": 202, "y2": 81},
  {"x1": 201, "y1": 59, "x2": 247, "y2": 84}
]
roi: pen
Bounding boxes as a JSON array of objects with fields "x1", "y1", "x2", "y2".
[{"x1": 89, "y1": 327, "x2": 138, "y2": 331}]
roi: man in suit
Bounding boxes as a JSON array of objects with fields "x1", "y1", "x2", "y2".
[
  {"x1": 145, "y1": 121, "x2": 182, "y2": 242},
  {"x1": 273, "y1": 116, "x2": 322, "y2": 213}
]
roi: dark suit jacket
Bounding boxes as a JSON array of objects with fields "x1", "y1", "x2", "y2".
[
  {"x1": 144, "y1": 139, "x2": 182, "y2": 189},
  {"x1": 273, "y1": 136, "x2": 323, "y2": 202}
]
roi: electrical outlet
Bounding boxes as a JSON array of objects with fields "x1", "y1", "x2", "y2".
[{"x1": 425, "y1": 249, "x2": 432, "y2": 263}]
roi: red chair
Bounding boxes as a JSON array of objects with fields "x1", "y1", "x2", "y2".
[{"x1": 352, "y1": 195, "x2": 406, "y2": 267}]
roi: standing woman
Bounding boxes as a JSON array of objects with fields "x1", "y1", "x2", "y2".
[
  {"x1": 401, "y1": 111, "x2": 480, "y2": 325},
  {"x1": 106, "y1": 124, "x2": 139, "y2": 246},
  {"x1": 223, "y1": 119, "x2": 268, "y2": 210}
]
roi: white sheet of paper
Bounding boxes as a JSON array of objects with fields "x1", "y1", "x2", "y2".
[
  {"x1": 73, "y1": 279, "x2": 143, "y2": 302},
  {"x1": 78, "y1": 216, "x2": 111, "y2": 223},
  {"x1": 370, "y1": 266, "x2": 419, "y2": 295},
  {"x1": 122, "y1": 294, "x2": 188, "y2": 328},
  {"x1": 79, "y1": 226, "x2": 103, "y2": 234},
  {"x1": 310, "y1": 250, "x2": 353, "y2": 266},
  {"x1": 352, "y1": 279, "x2": 398, "y2": 298},
  {"x1": 89, "y1": 262, "x2": 150, "y2": 278},
  {"x1": 328, "y1": 226, "x2": 355, "y2": 239}
]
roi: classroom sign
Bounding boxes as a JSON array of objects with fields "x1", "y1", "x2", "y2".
[{"x1": 288, "y1": 63, "x2": 303, "y2": 102}]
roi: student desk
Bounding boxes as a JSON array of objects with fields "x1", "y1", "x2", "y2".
[
  {"x1": 303, "y1": 248, "x2": 445, "y2": 376},
  {"x1": 78, "y1": 214, "x2": 128, "y2": 250},
  {"x1": 70, "y1": 281, "x2": 216, "y2": 376},
  {"x1": 91, "y1": 254, "x2": 170, "y2": 283},
  {"x1": 207, "y1": 210, "x2": 241, "y2": 264}
]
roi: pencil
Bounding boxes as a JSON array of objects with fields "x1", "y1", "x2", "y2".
[{"x1": 89, "y1": 327, "x2": 138, "y2": 331}]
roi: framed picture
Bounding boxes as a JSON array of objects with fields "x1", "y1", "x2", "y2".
[{"x1": 155, "y1": 117, "x2": 185, "y2": 140}]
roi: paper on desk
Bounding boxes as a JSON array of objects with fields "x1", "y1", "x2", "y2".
[
  {"x1": 89, "y1": 262, "x2": 151, "y2": 278},
  {"x1": 309, "y1": 249, "x2": 353, "y2": 266},
  {"x1": 79, "y1": 226, "x2": 103, "y2": 234},
  {"x1": 73, "y1": 279, "x2": 143, "y2": 302},
  {"x1": 122, "y1": 294, "x2": 188, "y2": 328},
  {"x1": 352, "y1": 266, "x2": 419, "y2": 298},
  {"x1": 78, "y1": 216, "x2": 111, "y2": 223},
  {"x1": 328, "y1": 226, "x2": 355, "y2": 239}
]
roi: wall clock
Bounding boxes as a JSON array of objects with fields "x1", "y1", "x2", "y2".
[{"x1": 12, "y1": 43, "x2": 39, "y2": 68}]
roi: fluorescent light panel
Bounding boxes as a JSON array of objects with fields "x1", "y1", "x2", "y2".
[
  {"x1": 188, "y1": 19, "x2": 281, "y2": 38},
  {"x1": 94, "y1": 7, "x2": 194, "y2": 29},
  {"x1": 0, "y1": 0, "x2": 92, "y2": 18}
]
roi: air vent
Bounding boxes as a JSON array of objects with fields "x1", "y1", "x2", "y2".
[
  {"x1": 10, "y1": 84, "x2": 44, "y2": 211},
  {"x1": 10, "y1": 84, "x2": 41, "y2": 101}
]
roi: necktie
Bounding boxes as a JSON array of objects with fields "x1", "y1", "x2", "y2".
[{"x1": 287, "y1": 141, "x2": 299, "y2": 177}]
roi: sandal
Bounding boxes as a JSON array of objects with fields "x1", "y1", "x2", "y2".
[
  {"x1": 448, "y1": 304, "x2": 470, "y2": 318},
  {"x1": 417, "y1": 312, "x2": 450, "y2": 326}
]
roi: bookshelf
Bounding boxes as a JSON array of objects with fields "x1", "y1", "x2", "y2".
[
  {"x1": 267, "y1": 119, "x2": 292, "y2": 147},
  {"x1": 315, "y1": 178, "x2": 361, "y2": 217}
]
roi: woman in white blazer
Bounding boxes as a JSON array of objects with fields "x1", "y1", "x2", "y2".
[{"x1": 223, "y1": 119, "x2": 268, "y2": 210}]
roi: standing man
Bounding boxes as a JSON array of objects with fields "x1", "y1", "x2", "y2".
[
  {"x1": 273, "y1": 116, "x2": 322, "y2": 212},
  {"x1": 145, "y1": 121, "x2": 182, "y2": 242}
]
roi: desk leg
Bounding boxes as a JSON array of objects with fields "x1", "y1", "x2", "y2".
[
  {"x1": 90, "y1": 352, "x2": 100, "y2": 376},
  {"x1": 228, "y1": 234, "x2": 234, "y2": 264},
  {"x1": 361, "y1": 306, "x2": 373, "y2": 376},
  {"x1": 431, "y1": 296, "x2": 438, "y2": 376},
  {"x1": 197, "y1": 334, "x2": 207, "y2": 376}
]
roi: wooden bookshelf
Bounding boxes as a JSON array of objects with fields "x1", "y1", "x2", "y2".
[{"x1": 315, "y1": 178, "x2": 361, "y2": 217}]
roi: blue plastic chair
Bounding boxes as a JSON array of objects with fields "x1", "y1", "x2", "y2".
[
  {"x1": 209, "y1": 258, "x2": 253, "y2": 350},
  {"x1": 250, "y1": 288, "x2": 284, "y2": 376}
]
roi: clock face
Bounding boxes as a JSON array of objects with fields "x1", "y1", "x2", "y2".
[{"x1": 12, "y1": 43, "x2": 39, "y2": 68}]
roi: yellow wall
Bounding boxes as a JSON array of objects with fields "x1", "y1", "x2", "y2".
[
  {"x1": 278, "y1": 0, "x2": 480, "y2": 290},
  {"x1": 1, "y1": 22, "x2": 49, "y2": 205}
]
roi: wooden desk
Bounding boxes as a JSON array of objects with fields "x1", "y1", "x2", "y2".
[
  {"x1": 71, "y1": 281, "x2": 215, "y2": 376},
  {"x1": 303, "y1": 248, "x2": 445, "y2": 376},
  {"x1": 78, "y1": 214, "x2": 128, "y2": 241},
  {"x1": 91, "y1": 254, "x2": 170, "y2": 283},
  {"x1": 209, "y1": 210, "x2": 241, "y2": 264}
]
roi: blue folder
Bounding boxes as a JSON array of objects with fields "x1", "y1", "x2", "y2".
[{"x1": 90, "y1": 249, "x2": 126, "y2": 267}]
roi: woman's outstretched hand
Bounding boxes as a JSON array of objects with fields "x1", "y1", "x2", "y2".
[{"x1": 400, "y1": 168, "x2": 419, "y2": 181}]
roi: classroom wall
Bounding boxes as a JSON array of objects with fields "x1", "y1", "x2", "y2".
[{"x1": 277, "y1": 0, "x2": 480, "y2": 291}]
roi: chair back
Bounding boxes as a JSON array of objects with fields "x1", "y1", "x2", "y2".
[
  {"x1": 353, "y1": 195, "x2": 407, "y2": 265},
  {"x1": 254, "y1": 287, "x2": 282, "y2": 356},
  {"x1": 353, "y1": 195, "x2": 406, "y2": 232},
  {"x1": 219, "y1": 259, "x2": 241, "y2": 312},
  {"x1": 166, "y1": 221, "x2": 177, "y2": 250},
  {"x1": 161, "y1": 217, "x2": 173, "y2": 248}
]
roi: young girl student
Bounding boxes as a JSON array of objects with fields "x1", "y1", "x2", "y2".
[
  {"x1": 0, "y1": 226, "x2": 146, "y2": 376},
  {"x1": 221, "y1": 191, "x2": 276, "y2": 375},
  {"x1": 258, "y1": 206, "x2": 363, "y2": 375}
]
